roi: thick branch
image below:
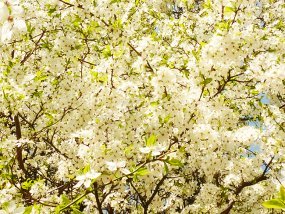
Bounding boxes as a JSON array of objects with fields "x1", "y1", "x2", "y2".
[
  {"x1": 146, "y1": 175, "x2": 167, "y2": 207},
  {"x1": 129, "y1": 179, "x2": 147, "y2": 207},
  {"x1": 94, "y1": 182, "x2": 104, "y2": 214},
  {"x1": 220, "y1": 156, "x2": 274, "y2": 214},
  {"x1": 14, "y1": 114, "x2": 27, "y2": 174},
  {"x1": 279, "y1": 103, "x2": 285, "y2": 109}
]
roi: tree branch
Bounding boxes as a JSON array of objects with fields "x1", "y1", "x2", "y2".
[
  {"x1": 146, "y1": 174, "x2": 167, "y2": 207},
  {"x1": 220, "y1": 156, "x2": 274, "y2": 214},
  {"x1": 14, "y1": 114, "x2": 27, "y2": 174},
  {"x1": 94, "y1": 182, "x2": 104, "y2": 214},
  {"x1": 21, "y1": 30, "x2": 46, "y2": 64}
]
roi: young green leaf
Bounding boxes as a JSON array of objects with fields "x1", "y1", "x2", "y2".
[
  {"x1": 55, "y1": 206, "x2": 61, "y2": 214},
  {"x1": 163, "y1": 162, "x2": 169, "y2": 174},
  {"x1": 146, "y1": 134, "x2": 156, "y2": 147},
  {"x1": 262, "y1": 199, "x2": 285, "y2": 209},
  {"x1": 134, "y1": 167, "x2": 149, "y2": 176},
  {"x1": 165, "y1": 158, "x2": 183, "y2": 167},
  {"x1": 279, "y1": 186, "x2": 285, "y2": 201},
  {"x1": 24, "y1": 206, "x2": 33, "y2": 214},
  {"x1": 71, "y1": 207, "x2": 84, "y2": 214},
  {"x1": 224, "y1": 6, "x2": 235, "y2": 13},
  {"x1": 203, "y1": 78, "x2": 213, "y2": 85},
  {"x1": 61, "y1": 194, "x2": 71, "y2": 205},
  {"x1": 83, "y1": 164, "x2": 91, "y2": 174}
]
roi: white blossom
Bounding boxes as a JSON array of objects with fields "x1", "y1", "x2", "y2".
[
  {"x1": 74, "y1": 171, "x2": 101, "y2": 188},
  {"x1": 0, "y1": 0, "x2": 284, "y2": 213}
]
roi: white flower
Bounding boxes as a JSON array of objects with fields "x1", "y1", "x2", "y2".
[
  {"x1": 173, "y1": 127, "x2": 179, "y2": 135},
  {"x1": 0, "y1": 2, "x2": 9, "y2": 23},
  {"x1": 71, "y1": 129, "x2": 93, "y2": 138},
  {"x1": 13, "y1": 19, "x2": 27, "y2": 32},
  {"x1": 77, "y1": 144, "x2": 89, "y2": 159},
  {"x1": 224, "y1": 174, "x2": 241, "y2": 186},
  {"x1": 105, "y1": 161, "x2": 126, "y2": 171},
  {"x1": 234, "y1": 126, "x2": 259, "y2": 144},
  {"x1": 139, "y1": 145, "x2": 166, "y2": 156},
  {"x1": 0, "y1": 202, "x2": 25, "y2": 214},
  {"x1": 0, "y1": 19, "x2": 27, "y2": 43},
  {"x1": 74, "y1": 170, "x2": 101, "y2": 188},
  {"x1": 136, "y1": 37, "x2": 151, "y2": 52},
  {"x1": 0, "y1": 1, "x2": 26, "y2": 43},
  {"x1": 1, "y1": 21, "x2": 13, "y2": 43},
  {"x1": 156, "y1": 66, "x2": 177, "y2": 84},
  {"x1": 120, "y1": 168, "x2": 131, "y2": 175},
  {"x1": 139, "y1": 147, "x2": 151, "y2": 154},
  {"x1": 23, "y1": 73, "x2": 35, "y2": 83}
]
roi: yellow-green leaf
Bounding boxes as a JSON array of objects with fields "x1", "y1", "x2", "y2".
[
  {"x1": 224, "y1": 6, "x2": 235, "y2": 13},
  {"x1": 134, "y1": 167, "x2": 149, "y2": 176},
  {"x1": 280, "y1": 186, "x2": 285, "y2": 201},
  {"x1": 262, "y1": 199, "x2": 285, "y2": 209},
  {"x1": 165, "y1": 158, "x2": 183, "y2": 167},
  {"x1": 146, "y1": 134, "x2": 156, "y2": 146}
]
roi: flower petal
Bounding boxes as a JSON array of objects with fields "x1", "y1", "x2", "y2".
[
  {"x1": 13, "y1": 19, "x2": 27, "y2": 32},
  {"x1": 74, "y1": 180, "x2": 84, "y2": 188},
  {"x1": 106, "y1": 161, "x2": 118, "y2": 171},
  {"x1": 84, "y1": 179, "x2": 91, "y2": 188},
  {"x1": 139, "y1": 147, "x2": 151, "y2": 154}
]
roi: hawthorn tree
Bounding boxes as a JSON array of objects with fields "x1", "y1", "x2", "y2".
[{"x1": 0, "y1": 0, "x2": 284, "y2": 213}]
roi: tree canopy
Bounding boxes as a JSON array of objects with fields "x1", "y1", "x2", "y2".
[{"x1": 0, "y1": 0, "x2": 284, "y2": 213}]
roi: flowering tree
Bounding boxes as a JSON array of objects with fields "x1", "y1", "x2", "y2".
[{"x1": 0, "y1": 0, "x2": 284, "y2": 213}]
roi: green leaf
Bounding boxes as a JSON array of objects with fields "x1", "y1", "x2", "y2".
[
  {"x1": 83, "y1": 164, "x2": 90, "y2": 174},
  {"x1": 201, "y1": 78, "x2": 212, "y2": 85},
  {"x1": 72, "y1": 15, "x2": 82, "y2": 28},
  {"x1": 179, "y1": 146, "x2": 185, "y2": 153},
  {"x1": 146, "y1": 134, "x2": 156, "y2": 147},
  {"x1": 54, "y1": 206, "x2": 61, "y2": 214},
  {"x1": 44, "y1": 112, "x2": 54, "y2": 126},
  {"x1": 192, "y1": 50, "x2": 199, "y2": 61},
  {"x1": 41, "y1": 40, "x2": 52, "y2": 50},
  {"x1": 61, "y1": 194, "x2": 71, "y2": 205},
  {"x1": 134, "y1": 167, "x2": 149, "y2": 176},
  {"x1": 280, "y1": 186, "x2": 285, "y2": 201},
  {"x1": 150, "y1": 101, "x2": 159, "y2": 107},
  {"x1": 251, "y1": 89, "x2": 259, "y2": 95},
  {"x1": 163, "y1": 162, "x2": 169, "y2": 174},
  {"x1": 215, "y1": 21, "x2": 230, "y2": 31},
  {"x1": 112, "y1": 19, "x2": 123, "y2": 29},
  {"x1": 203, "y1": 0, "x2": 212, "y2": 9},
  {"x1": 200, "y1": 41, "x2": 207, "y2": 47},
  {"x1": 2, "y1": 202, "x2": 9, "y2": 210},
  {"x1": 164, "y1": 114, "x2": 171, "y2": 123},
  {"x1": 31, "y1": 90, "x2": 43, "y2": 98},
  {"x1": 102, "y1": 45, "x2": 112, "y2": 58},
  {"x1": 26, "y1": 22, "x2": 35, "y2": 34},
  {"x1": 24, "y1": 206, "x2": 33, "y2": 214},
  {"x1": 71, "y1": 207, "x2": 84, "y2": 214},
  {"x1": 275, "y1": 20, "x2": 284, "y2": 30},
  {"x1": 35, "y1": 70, "x2": 48, "y2": 82},
  {"x1": 22, "y1": 179, "x2": 34, "y2": 190},
  {"x1": 48, "y1": 7, "x2": 57, "y2": 16},
  {"x1": 74, "y1": 194, "x2": 86, "y2": 205},
  {"x1": 165, "y1": 158, "x2": 183, "y2": 167},
  {"x1": 224, "y1": 6, "x2": 235, "y2": 13},
  {"x1": 262, "y1": 199, "x2": 285, "y2": 209}
]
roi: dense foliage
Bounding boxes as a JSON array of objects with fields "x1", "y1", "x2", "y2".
[{"x1": 0, "y1": 0, "x2": 284, "y2": 213}]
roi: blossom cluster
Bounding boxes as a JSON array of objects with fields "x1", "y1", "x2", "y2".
[{"x1": 0, "y1": 0, "x2": 284, "y2": 213}]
